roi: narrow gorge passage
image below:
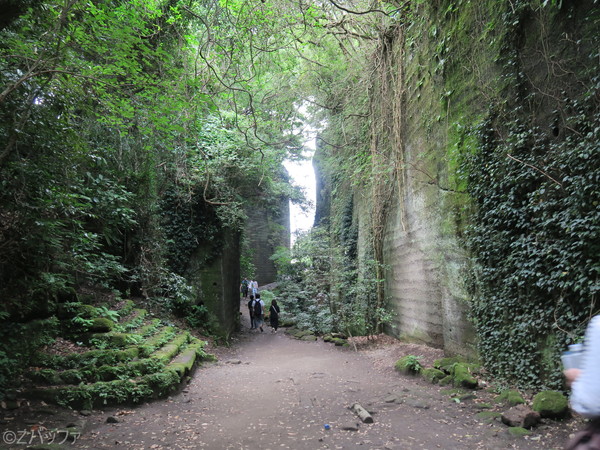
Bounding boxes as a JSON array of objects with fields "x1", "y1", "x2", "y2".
[{"x1": 71, "y1": 301, "x2": 572, "y2": 450}]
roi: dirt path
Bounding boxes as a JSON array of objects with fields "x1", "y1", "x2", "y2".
[{"x1": 68, "y1": 300, "x2": 578, "y2": 450}]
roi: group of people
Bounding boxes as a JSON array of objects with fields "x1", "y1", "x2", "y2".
[
  {"x1": 240, "y1": 277, "x2": 258, "y2": 299},
  {"x1": 240, "y1": 277, "x2": 281, "y2": 333}
]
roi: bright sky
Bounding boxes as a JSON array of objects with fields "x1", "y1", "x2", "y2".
[{"x1": 284, "y1": 135, "x2": 316, "y2": 242}]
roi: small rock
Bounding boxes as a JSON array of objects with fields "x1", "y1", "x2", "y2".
[
  {"x1": 406, "y1": 399, "x2": 430, "y2": 409},
  {"x1": 106, "y1": 416, "x2": 120, "y2": 424},
  {"x1": 501, "y1": 404, "x2": 541, "y2": 429},
  {"x1": 79, "y1": 410, "x2": 92, "y2": 416}
]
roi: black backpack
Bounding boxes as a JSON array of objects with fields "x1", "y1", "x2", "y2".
[{"x1": 253, "y1": 300, "x2": 262, "y2": 316}]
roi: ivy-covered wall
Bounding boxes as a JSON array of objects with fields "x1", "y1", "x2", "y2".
[{"x1": 317, "y1": 0, "x2": 599, "y2": 389}]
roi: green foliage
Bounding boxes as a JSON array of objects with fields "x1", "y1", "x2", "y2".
[
  {"x1": 275, "y1": 224, "x2": 393, "y2": 337},
  {"x1": 96, "y1": 306, "x2": 120, "y2": 323},
  {"x1": 0, "y1": 318, "x2": 59, "y2": 396},
  {"x1": 395, "y1": 355, "x2": 423, "y2": 374},
  {"x1": 463, "y1": 0, "x2": 600, "y2": 389},
  {"x1": 159, "y1": 186, "x2": 224, "y2": 275}
]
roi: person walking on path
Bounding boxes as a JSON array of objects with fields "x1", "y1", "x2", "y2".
[
  {"x1": 269, "y1": 299, "x2": 280, "y2": 333},
  {"x1": 254, "y1": 294, "x2": 265, "y2": 332},
  {"x1": 247, "y1": 295, "x2": 256, "y2": 329},
  {"x1": 564, "y1": 315, "x2": 600, "y2": 449},
  {"x1": 240, "y1": 277, "x2": 249, "y2": 299},
  {"x1": 250, "y1": 279, "x2": 258, "y2": 296}
]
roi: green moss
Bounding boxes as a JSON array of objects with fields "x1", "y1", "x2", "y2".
[
  {"x1": 452, "y1": 363, "x2": 478, "y2": 389},
  {"x1": 137, "y1": 319, "x2": 162, "y2": 337},
  {"x1": 532, "y1": 390, "x2": 569, "y2": 419},
  {"x1": 139, "y1": 326, "x2": 176, "y2": 357},
  {"x1": 300, "y1": 334, "x2": 317, "y2": 341},
  {"x1": 507, "y1": 427, "x2": 532, "y2": 438},
  {"x1": 90, "y1": 332, "x2": 136, "y2": 347},
  {"x1": 394, "y1": 355, "x2": 422, "y2": 375},
  {"x1": 475, "y1": 402, "x2": 492, "y2": 410},
  {"x1": 439, "y1": 375, "x2": 453, "y2": 385},
  {"x1": 89, "y1": 318, "x2": 115, "y2": 332},
  {"x1": 495, "y1": 389, "x2": 525, "y2": 406},
  {"x1": 116, "y1": 300, "x2": 135, "y2": 316},
  {"x1": 151, "y1": 332, "x2": 189, "y2": 362},
  {"x1": 144, "y1": 370, "x2": 181, "y2": 397},
  {"x1": 422, "y1": 368, "x2": 446, "y2": 384},
  {"x1": 434, "y1": 356, "x2": 467, "y2": 372}
]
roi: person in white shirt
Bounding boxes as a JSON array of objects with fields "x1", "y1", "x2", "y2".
[{"x1": 564, "y1": 315, "x2": 600, "y2": 449}]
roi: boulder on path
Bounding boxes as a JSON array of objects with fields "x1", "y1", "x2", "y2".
[
  {"x1": 532, "y1": 390, "x2": 570, "y2": 419},
  {"x1": 501, "y1": 404, "x2": 541, "y2": 429}
]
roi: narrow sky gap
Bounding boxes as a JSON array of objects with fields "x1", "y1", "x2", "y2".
[{"x1": 284, "y1": 136, "x2": 316, "y2": 243}]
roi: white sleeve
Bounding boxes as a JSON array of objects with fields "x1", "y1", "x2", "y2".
[{"x1": 570, "y1": 315, "x2": 600, "y2": 418}]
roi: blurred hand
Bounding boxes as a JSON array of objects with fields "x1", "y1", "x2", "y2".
[{"x1": 564, "y1": 368, "x2": 582, "y2": 387}]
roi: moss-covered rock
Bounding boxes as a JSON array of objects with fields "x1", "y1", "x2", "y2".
[
  {"x1": 89, "y1": 317, "x2": 115, "y2": 332},
  {"x1": 434, "y1": 356, "x2": 467, "y2": 372},
  {"x1": 422, "y1": 368, "x2": 446, "y2": 384},
  {"x1": 57, "y1": 303, "x2": 98, "y2": 320},
  {"x1": 60, "y1": 368, "x2": 85, "y2": 384},
  {"x1": 139, "y1": 326, "x2": 176, "y2": 357},
  {"x1": 136, "y1": 319, "x2": 162, "y2": 337},
  {"x1": 439, "y1": 375, "x2": 453, "y2": 385},
  {"x1": 532, "y1": 390, "x2": 569, "y2": 419},
  {"x1": 300, "y1": 334, "x2": 318, "y2": 341},
  {"x1": 495, "y1": 389, "x2": 525, "y2": 406},
  {"x1": 394, "y1": 355, "x2": 422, "y2": 375},
  {"x1": 451, "y1": 363, "x2": 478, "y2": 389},
  {"x1": 151, "y1": 332, "x2": 190, "y2": 362},
  {"x1": 290, "y1": 329, "x2": 314, "y2": 339}
]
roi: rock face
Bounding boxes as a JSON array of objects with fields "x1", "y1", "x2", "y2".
[
  {"x1": 313, "y1": 2, "x2": 598, "y2": 359},
  {"x1": 245, "y1": 199, "x2": 290, "y2": 285},
  {"x1": 186, "y1": 230, "x2": 241, "y2": 338}
]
